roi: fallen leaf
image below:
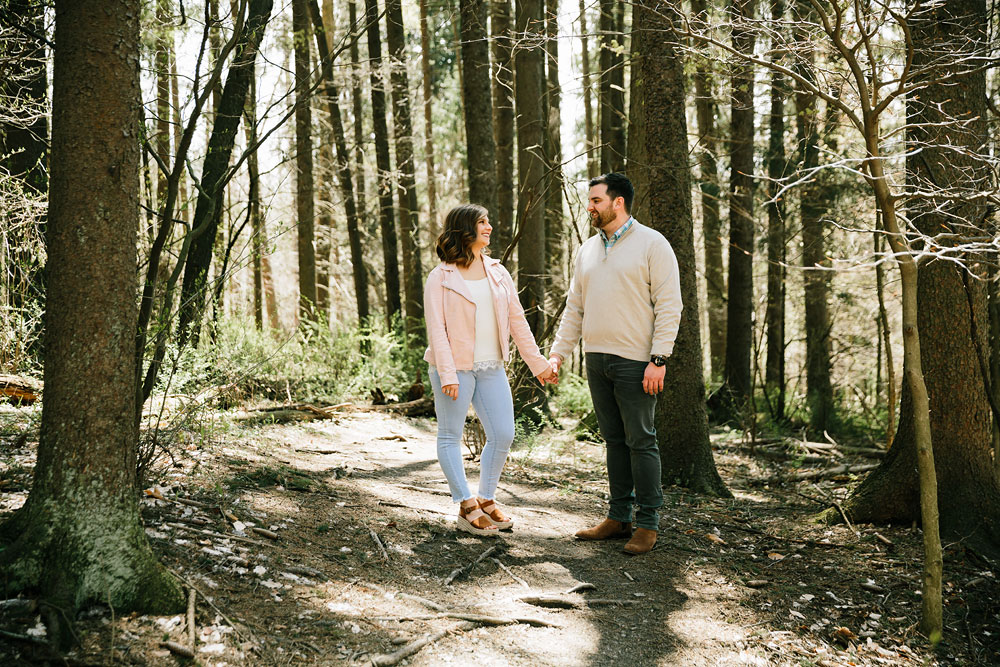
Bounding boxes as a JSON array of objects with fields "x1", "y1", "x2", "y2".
[
  {"x1": 705, "y1": 533, "x2": 726, "y2": 545},
  {"x1": 768, "y1": 552, "x2": 785, "y2": 561}
]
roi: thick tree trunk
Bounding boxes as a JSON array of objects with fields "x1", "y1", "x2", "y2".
[
  {"x1": 309, "y1": 0, "x2": 370, "y2": 326},
  {"x1": 419, "y1": 0, "x2": 439, "y2": 240},
  {"x1": 514, "y1": 0, "x2": 548, "y2": 417},
  {"x1": 178, "y1": 0, "x2": 273, "y2": 345},
  {"x1": 294, "y1": 0, "x2": 318, "y2": 323},
  {"x1": 633, "y1": 0, "x2": 730, "y2": 496},
  {"x1": 461, "y1": 0, "x2": 499, "y2": 218},
  {"x1": 719, "y1": 0, "x2": 756, "y2": 414},
  {"x1": 0, "y1": 0, "x2": 184, "y2": 641},
  {"x1": 598, "y1": 0, "x2": 626, "y2": 173},
  {"x1": 843, "y1": 0, "x2": 1000, "y2": 554},
  {"x1": 764, "y1": 0, "x2": 786, "y2": 421},
  {"x1": 365, "y1": 0, "x2": 403, "y2": 327},
  {"x1": 690, "y1": 0, "x2": 725, "y2": 381},
  {"x1": 386, "y1": 0, "x2": 425, "y2": 341},
  {"x1": 348, "y1": 0, "x2": 371, "y2": 322},
  {"x1": 491, "y1": 0, "x2": 516, "y2": 260}
]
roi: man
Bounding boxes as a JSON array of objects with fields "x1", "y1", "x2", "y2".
[{"x1": 549, "y1": 173, "x2": 682, "y2": 555}]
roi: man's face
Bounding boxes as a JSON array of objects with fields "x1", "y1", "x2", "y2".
[{"x1": 587, "y1": 184, "x2": 618, "y2": 230}]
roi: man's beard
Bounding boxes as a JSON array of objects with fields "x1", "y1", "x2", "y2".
[{"x1": 591, "y1": 207, "x2": 615, "y2": 229}]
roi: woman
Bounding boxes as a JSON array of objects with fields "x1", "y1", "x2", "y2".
[{"x1": 424, "y1": 204, "x2": 557, "y2": 536}]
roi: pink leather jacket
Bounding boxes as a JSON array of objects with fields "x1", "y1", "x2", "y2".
[{"x1": 423, "y1": 255, "x2": 551, "y2": 387}]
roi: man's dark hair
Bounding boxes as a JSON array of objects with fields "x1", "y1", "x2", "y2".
[{"x1": 589, "y1": 172, "x2": 634, "y2": 213}]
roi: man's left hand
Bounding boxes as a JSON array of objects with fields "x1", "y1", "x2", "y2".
[{"x1": 643, "y1": 363, "x2": 666, "y2": 395}]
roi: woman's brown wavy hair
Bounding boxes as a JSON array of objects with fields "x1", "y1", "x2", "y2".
[{"x1": 435, "y1": 203, "x2": 489, "y2": 268}]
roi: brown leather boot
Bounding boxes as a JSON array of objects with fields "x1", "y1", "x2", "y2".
[
  {"x1": 623, "y1": 528, "x2": 657, "y2": 554},
  {"x1": 574, "y1": 518, "x2": 632, "y2": 541}
]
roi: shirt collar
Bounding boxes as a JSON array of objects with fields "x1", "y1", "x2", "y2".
[{"x1": 599, "y1": 216, "x2": 636, "y2": 245}]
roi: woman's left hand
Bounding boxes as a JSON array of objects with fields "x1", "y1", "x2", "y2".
[{"x1": 536, "y1": 367, "x2": 558, "y2": 386}]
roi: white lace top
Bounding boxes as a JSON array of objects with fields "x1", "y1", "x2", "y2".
[{"x1": 465, "y1": 278, "x2": 503, "y2": 369}]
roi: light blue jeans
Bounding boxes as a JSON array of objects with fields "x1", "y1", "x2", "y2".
[{"x1": 428, "y1": 364, "x2": 516, "y2": 503}]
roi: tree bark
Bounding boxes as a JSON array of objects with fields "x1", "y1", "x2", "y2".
[
  {"x1": 578, "y1": 0, "x2": 597, "y2": 178},
  {"x1": 514, "y1": 0, "x2": 548, "y2": 417},
  {"x1": 387, "y1": 0, "x2": 425, "y2": 341},
  {"x1": 544, "y1": 0, "x2": 565, "y2": 292},
  {"x1": 718, "y1": 0, "x2": 756, "y2": 416},
  {"x1": 491, "y1": 0, "x2": 516, "y2": 260},
  {"x1": 461, "y1": 0, "x2": 499, "y2": 219},
  {"x1": 294, "y1": 0, "x2": 318, "y2": 323},
  {"x1": 0, "y1": 0, "x2": 184, "y2": 641},
  {"x1": 365, "y1": 0, "x2": 403, "y2": 327},
  {"x1": 764, "y1": 0, "x2": 786, "y2": 421},
  {"x1": 843, "y1": 0, "x2": 1000, "y2": 556},
  {"x1": 598, "y1": 0, "x2": 626, "y2": 173},
  {"x1": 632, "y1": 0, "x2": 730, "y2": 496},
  {"x1": 349, "y1": 0, "x2": 371, "y2": 321},
  {"x1": 690, "y1": 0, "x2": 726, "y2": 381},
  {"x1": 178, "y1": 0, "x2": 274, "y2": 345}
]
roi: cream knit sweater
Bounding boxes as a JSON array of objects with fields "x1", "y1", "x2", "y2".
[{"x1": 550, "y1": 220, "x2": 682, "y2": 363}]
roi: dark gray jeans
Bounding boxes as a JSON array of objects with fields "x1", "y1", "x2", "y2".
[{"x1": 585, "y1": 352, "x2": 663, "y2": 530}]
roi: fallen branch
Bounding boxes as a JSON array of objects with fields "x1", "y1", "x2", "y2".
[
  {"x1": 378, "y1": 501, "x2": 452, "y2": 517},
  {"x1": 754, "y1": 463, "x2": 879, "y2": 485},
  {"x1": 370, "y1": 527, "x2": 390, "y2": 561},
  {"x1": 164, "y1": 522, "x2": 270, "y2": 547},
  {"x1": 371, "y1": 621, "x2": 475, "y2": 666},
  {"x1": 250, "y1": 526, "x2": 279, "y2": 540},
  {"x1": 0, "y1": 374, "x2": 42, "y2": 404},
  {"x1": 186, "y1": 587, "x2": 197, "y2": 652},
  {"x1": 364, "y1": 396, "x2": 435, "y2": 417},
  {"x1": 161, "y1": 640, "x2": 195, "y2": 659},
  {"x1": 518, "y1": 594, "x2": 637, "y2": 609},
  {"x1": 492, "y1": 558, "x2": 530, "y2": 589},
  {"x1": 394, "y1": 484, "x2": 452, "y2": 496},
  {"x1": 285, "y1": 565, "x2": 326, "y2": 580},
  {"x1": 444, "y1": 545, "x2": 501, "y2": 585},
  {"x1": 398, "y1": 593, "x2": 448, "y2": 612},
  {"x1": 563, "y1": 582, "x2": 597, "y2": 594}
]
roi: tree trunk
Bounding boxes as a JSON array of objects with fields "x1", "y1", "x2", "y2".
[
  {"x1": 690, "y1": 0, "x2": 725, "y2": 381},
  {"x1": 598, "y1": 0, "x2": 626, "y2": 173},
  {"x1": 0, "y1": 0, "x2": 184, "y2": 642},
  {"x1": 718, "y1": 0, "x2": 756, "y2": 415},
  {"x1": 632, "y1": 0, "x2": 730, "y2": 497},
  {"x1": 461, "y1": 0, "x2": 499, "y2": 219},
  {"x1": 544, "y1": 0, "x2": 565, "y2": 292},
  {"x1": 294, "y1": 0, "x2": 318, "y2": 323},
  {"x1": 578, "y1": 0, "x2": 597, "y2": 178},
  {"x1": 244, "y1": 76, "x2": 265, "y2": 330},
  {"x1": 349, "y1": 0, "x2": 371, "y2": 320},
  {"x1": 387, "y1": 0, "x2": 425, "y2": 341},
  {"x1": 178, "y1": 0, "x2": 274, "y2": 345},
  {"x1": 843, "y1": 0, "x2": 1000, "y2": 556},
  {"x1": 764, "y1": 0, "x2": 786, "y2": 421},
  {"x1": 365, "y1": 0, "x2": 402, "y2": 327},
  {"x1": 309, "y1": 0, "x2": 370, "y2": 326},
  {"x1": 514, "y1": 0, "x2": 548, "y2": 418},
  {"x1": 491, "y1": 0, "x2": 516, "y2": 260},
  {"x1": 419, "y1": 0, "x2": 439, "y2": 241}
]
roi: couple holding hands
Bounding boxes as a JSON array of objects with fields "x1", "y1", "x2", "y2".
[{"x1": 422, "y1": 173, "x2": 682, "y2": 555}]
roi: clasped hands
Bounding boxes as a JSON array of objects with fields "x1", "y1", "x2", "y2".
[{"x1": 439, "y1": 358, "x2": 561, "y2": 401}]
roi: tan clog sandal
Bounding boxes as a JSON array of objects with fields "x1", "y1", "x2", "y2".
[
  {"x1": 458, "y1": 502, "x2": 500, "y2": 537},
  {"x1": 478, "y1": 499, "x2": 513, "y2": 530}
]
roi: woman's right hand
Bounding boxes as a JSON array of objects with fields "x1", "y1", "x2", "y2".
[{"x1": 442, "y1": 384, "x2": 459, "y2": 400}]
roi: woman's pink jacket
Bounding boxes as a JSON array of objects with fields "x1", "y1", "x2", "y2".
[{"x1": 423, "y1": 255, "x2": 551, "y2": 387}]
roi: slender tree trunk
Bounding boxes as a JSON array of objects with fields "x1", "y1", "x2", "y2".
[
  {"x1": 386, "y1": 0, "x2": 425, "y2": 340},
  {"x1": 169, "y1": 41, "x2": 187, "y2": 225},
  {"x1": 314, "y1": 0, "x2": 337, "y2": 319},
  {"x1": 178, "y1": 0, "x2": 274, "y2": 345},
  {"x1": 365, "y1": 0, "x2": 402, "y2": 327},
  {"x1": 719, "y1": 0, "x2": 756, "y2": 414},
  {"x1": 294, "y1": 0, "x2": 318, "y2": 323},
  {"x1": 514, "y1": 0, "x2": 548, "y2": 417},
  {"x1": 491, "y1": 0, "x2": 516, "y2": 259},
  {"x1": 691, "y1": 0, "x2": 725, "y2": 380},
  {"x1": 633, "y1": 0, "x2": 730, "y2": 496},
  {"x1": 578, "y1": 0, "x2": 597, "y2": 178},
  {"x1": 244, "y1": 76, "x2": 265, "y2": 330},
  {"x1": 349, "y1": 0, "x2": 370, "y2": 289},
  {"x1": 875, "y1": 225, "x2": 895, "y2": 448},
  {"x1": 544, "y1": 0, "x2": 565, "y2": 291},
  {"x1": 764, "y1": 0, "x2": 786, "y2": 421},
  {"x1": 419, "y1": 0, "x2": 439, "y2": 239},
  {"x1": 598, "y1": 0, "x2": 625, "y2": 172},
  {"x1": 0, "y1": 0, "x2": 184, "y2": 641},
  {"x1": 461, "y1": 0, "x2": 499, "y2": 219},
  {"x1": 309, "y1": 0, "x2": 370, "y2": 326}
]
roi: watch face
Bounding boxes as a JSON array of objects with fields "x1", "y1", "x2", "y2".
[{"x1": 652, "y1": 355, "x2": 666, "y2": 367}]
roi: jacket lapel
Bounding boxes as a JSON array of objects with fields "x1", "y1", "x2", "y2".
[{"x1": 439, "y1": 264, "x2": 475, "y2": 303}]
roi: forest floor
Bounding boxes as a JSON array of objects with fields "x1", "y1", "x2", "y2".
[{"x1": 1, "y1": 401, "x2": 999, "y2": 666}]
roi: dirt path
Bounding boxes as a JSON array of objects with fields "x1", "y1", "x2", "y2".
[{"x1": 2, "y1": 407, "x2": 997, "y2": 665}]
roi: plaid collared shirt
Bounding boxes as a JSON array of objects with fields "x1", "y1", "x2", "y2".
[{"x1": 599, "y1": 216, "x2": 635, "y2": 257}]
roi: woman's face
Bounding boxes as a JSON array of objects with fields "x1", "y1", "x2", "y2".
[{"x1": 472, "y1": 216, "x2": 492, "y2": 250}]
